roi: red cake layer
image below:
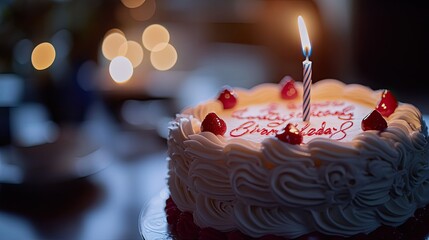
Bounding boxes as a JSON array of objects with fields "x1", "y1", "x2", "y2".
[{"x1": 165, "y1": 196, "x2": 429, "y2": 240}]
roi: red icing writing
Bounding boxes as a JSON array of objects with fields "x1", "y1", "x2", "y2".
[
  {"x1": 299, "y1": 121, "x2": 354, "y2": 141},
  {"x1": 231, "y1": 101, "x2": 355, "y2": 123},
  {"x1": 230, "y1": 121, "x2": 279, "y2": 137},
  {"x1": 228, "y1": 101, "x2": 357, "y2": 141},
  {"x1": 229, "y1": 120, "x2": 354, "y2": 140},
  {"x1": 231, "y1": 107, "x2": 292, "y2": 127}
]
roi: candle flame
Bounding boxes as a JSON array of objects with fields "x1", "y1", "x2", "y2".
[{"x1": 298, "y1": 16, "x2": 312, "y2": 58}]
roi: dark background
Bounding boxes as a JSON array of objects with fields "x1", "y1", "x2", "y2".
[
  {"x1": 0, "y1": 1, "x2": 428, "y2": 240},
  {"x1": 1, "y1": 0, "x2": 428, "y2": 108}
]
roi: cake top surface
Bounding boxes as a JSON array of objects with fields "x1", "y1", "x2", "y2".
[
  {"x1": 219, "y1": 100, "x2": 372, "y2": 143},
  {"x1": 181, "y1": 79, "x2": 392, "y2": 144}
]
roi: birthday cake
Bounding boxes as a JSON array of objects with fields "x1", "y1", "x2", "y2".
[{"x1": 165, "y1": 78, "x2": 429, "y2": 239}]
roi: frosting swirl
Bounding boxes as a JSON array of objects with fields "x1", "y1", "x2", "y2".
[{"x1": 167, "y1": 79, "x2": 429, "y2": 238}]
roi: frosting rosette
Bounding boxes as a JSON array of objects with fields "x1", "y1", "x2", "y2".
[{"x1": 166, "y1": 79, "x2": 429, "y2": 238}]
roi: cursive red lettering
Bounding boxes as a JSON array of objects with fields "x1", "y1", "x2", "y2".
[
  {"x1": 329, "y1": 120, "x2": 353, "y2": 140},
  {"x1": 337, "y1": 105, "x2": 355, "y2": 120},
  {"x1": 324, "y1": 127, "x2": 332, "y2": 135},
  {"x1": 316, "y1": 122, "x2": 326, "y2": 135},
  {"x1": 230, "y1": 121, "x2": 255, "y2": 137},
  {"x1": 230, "y1": 121, "x2": 279, "y2": 138},
  {"x1": 231, "y1": 106, "x2": 293, "y2": 124},
  {"x1": 260, "y1": 128, "x2": 278, "y2": 136},
  {"x1": 300, "y1": 121, "x2": 352, "y2": 139},
  {"x1": 307, "y1": 128, "x2": 316, "y2": 136}
]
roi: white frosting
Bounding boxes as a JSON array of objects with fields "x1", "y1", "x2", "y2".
[
  {"x1": 222, "y1": 100, "x2": 371, "y2": 143},
  {"x1": 167, "y1": 79, "x2": 429, "y2": 238}
]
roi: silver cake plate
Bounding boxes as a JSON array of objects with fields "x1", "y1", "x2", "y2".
[{"x1": 139, "y1": 187, "x2": 172, "y2": 240}]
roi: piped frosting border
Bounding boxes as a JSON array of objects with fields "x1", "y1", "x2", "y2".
[{"x1": 167, "y1": 79, "x2": 429, "y2": 238}]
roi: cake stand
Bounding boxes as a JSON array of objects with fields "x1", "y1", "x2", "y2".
[{"x1": 139, "y1": 187, "x2": 172, "y2": 240}]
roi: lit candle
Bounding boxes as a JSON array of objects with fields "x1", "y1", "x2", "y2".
[{"x1": 298, "y1": 16, "x2": 312, "y2": 122}]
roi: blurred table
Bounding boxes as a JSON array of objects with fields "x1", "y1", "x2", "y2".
[{"x1": 0, "y1": 101, "x2": 170, "y2": 240}]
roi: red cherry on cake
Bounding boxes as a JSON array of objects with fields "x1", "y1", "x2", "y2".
[
  {"x1": 201, "y1": 112, "x2": 227, "y2": 136},
  {"x1": 199, "y1": 227, "x2": 226, "y2": 240},
  {"x1": 361, "y1": 110, "x2": 388, "y2": 131},
  {"x1": 280, "y1": 76, "x2": 298, "y2": 99},
  {"x1": 217, "y1": 87, "x2": 237, "y2": 109},
  {"x1": 259, "y1": 234, "x2": 285, "y2": 240},
  {"x1": 176, "y1": 212, "x2": 200, "y2": 239},
  {"x1": 275, "y1": 123, "x2": 303, "y2": 145},
  {"x1": 376, "y1": 90, "x2": 398, "y2": 117},
  {"x1": 165, "y1": 196, "x2": 176, "y2": 209},
  {"x1": 165, "y1": 196, "x2": 181, "y2": 224},
  {"x1": 166, "y1": 204, "x2": 181, "y2": 224},
  {"x1": 226, "y1": 230, "x2": 248, "y2": 240},
  {"x1": 368, "y1": 226, "x2": 403, "y2": 240}
]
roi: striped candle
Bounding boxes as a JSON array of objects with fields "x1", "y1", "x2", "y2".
[
  {"x1": 298, "y1": 16, "x2": 312, "y2": 122},
  {"x1": 302, "y1": 58, "x2": 312, "y2": 122}
]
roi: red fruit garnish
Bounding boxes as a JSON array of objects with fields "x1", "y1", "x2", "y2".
[
  {"x1": 176, "y1": 212, "x2": 200, "y2": 240},
  {"x1": 165, "y1": 196, "x2": 176, "y2": 210},
  {"x1": 217, "y1": 87, "x2": 237, "y2": 109},
  {"x1": 376, "y1": 90, "x2": 398, "y2": 117},
  {"x1": 280, "y1": 76, "x2": 298, "y2": 99},
  {"x1": 414, "y1": 206, "x2": 429, "y2": 221},
  {"x1": 368, "y1": 226, "x2": 403, "y2": 240},
  {"x1": 165, "y1": 197, "x2": 181, "y2": 224},
  {"x1": 166, "y1": 205, "x2": 181, "y2": 224},
  {"x1": 201, "y1": 112, "x2": 227, "y2": 136},
  {"x1": 199, "y1": 227, "x2": 226, "y2": 240},
  {"x1": 347, "y1": 233, "x2": 369, "y2": 240},
  {"x1": 295, "y1": 231, "x2": 326, "y2": 240},
  {"x1": 259, "y1": 234, "x2": 285, "y2": 240},
  {"x1": 226, "y1": 230, "x2": 248, "y2": 240},
  {"x1": 361, "y1": 110, "x2": 387, "y2": 131},
  {"x1": 275, "y1": 123, "x2": 303, "y2": 145}
]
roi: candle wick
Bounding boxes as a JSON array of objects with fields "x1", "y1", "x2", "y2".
[{"x1": 303, "y1": 46, "x2": 310, "y2": 61}]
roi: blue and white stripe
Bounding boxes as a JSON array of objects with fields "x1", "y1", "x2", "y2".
[{"x1": 302, "y1": 60, "x2": 312, "y2": 122}]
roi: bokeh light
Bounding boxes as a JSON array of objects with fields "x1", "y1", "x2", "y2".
[
  {"x1": 102, "y1": 30, "x2": 127, "y2": 60},
  {"x1": 109, "y1": 56, "x2": 133, "y2": 83},
  {"x1": 51, "y1": 29, "x2": 72, "y2": 60},
  {"x1": 104, "y1": 28, "x2": 125, "y2": 37},
  {"x1": 129, "y1": 0, "x2": 156, "y2": 22},
  {"x1": 14, "y1": 39, "x2": 33, "y2": 64},
  {"x1": 121, "y1": 0, "x2": 145, "y2": 9},
  {"x1": 76, "y1": 60, "x2": 98, "y2": 91},
  {"x1": 31, "y1": 42, "x2": 56, "y2": 70},
  {"x1": 118, "y1": 40, "x2": 144, "y2": 68},
  {"x1": 11, "y1": 103, "x2": 59, "y2": 147},
  {"x1": 150, "y1": 43, "x2": 177, "y2": 71},
  {"x1": 142, "y1": 24, "x2": 169, "y2": 52}
]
